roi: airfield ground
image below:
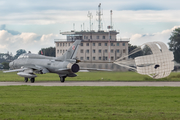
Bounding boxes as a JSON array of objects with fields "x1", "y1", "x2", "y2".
[
  {"x1": 1, "y1": 71, "x2": 180, "y2": 120},
  {"x1": 0, "y1": 86, "x2": 180, "y2": 120},
  {"x1": 1, "y1": 71, "x2": 180, "y2": 82}
]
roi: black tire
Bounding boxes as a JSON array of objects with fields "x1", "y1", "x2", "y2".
[
  {"x1": 30, "y1": 78, "x2": 35, "y2": 83},
  {"x1": 60, "y1": 76, "x2": 66, "y2": 83},
  {"x1": 24, "y1": 77, "x2": 28, "y2": 82}
]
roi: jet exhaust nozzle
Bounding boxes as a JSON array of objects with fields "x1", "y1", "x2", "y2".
[{"x1": 67, "y1": 63, "x2": 79, "y2": 73}]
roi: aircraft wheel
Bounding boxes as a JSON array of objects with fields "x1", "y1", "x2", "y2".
[
  {"x1": 30, "y1": 78, "x2": 35, "y2": 83},
  {"x1": 24, "y1": 77, "x2": 28, "y2": 82},
  {"x1": 60, "y1": 76, "x2": 66, "y2": 83}
]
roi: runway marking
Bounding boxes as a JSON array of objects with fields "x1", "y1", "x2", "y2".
[{"x1": 0, "y1": 82, "x2": 180, "y2": 86}]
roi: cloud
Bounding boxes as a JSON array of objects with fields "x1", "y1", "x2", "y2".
[
  {"x1": 0, "y1": 24, "x2": 20, "y2": 35},
  {"x1": 0, "y1": 30, "x2": 61, "y2": 55},
  {"x1": 130, "y1": 26, "x2": 180, "y2": 46}
]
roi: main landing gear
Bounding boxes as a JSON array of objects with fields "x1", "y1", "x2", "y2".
[
  {"x1": 24, "y1": 77, "x2": 35, "y2": 83},
  {"x1": 60, "y1": 76, "x2": 66, "y2": 83}
]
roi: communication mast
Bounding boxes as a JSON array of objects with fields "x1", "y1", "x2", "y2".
[
  {"x1": 110, "y1": 10, "x2": 113, "y2": 30},
  {"x1": 87, "y1": 11, "x2": 93, "y2": 31},
  {"x1": 96, "y1": 3, "x2": 103, "y2": 31}
]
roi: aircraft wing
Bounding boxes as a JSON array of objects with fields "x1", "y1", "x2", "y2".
[
  {"x1": 3, "y1": 68, "x2": 29, "y2": 73},
  {"x1": 3, "y1": 65, "x2": 49, "y2": 74}
]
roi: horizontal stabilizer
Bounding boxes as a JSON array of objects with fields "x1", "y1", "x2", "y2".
[
  {"x1": 80, "y1": 68, "x2": 112, "y2": 72},
  {"x1": 56, "y1": 68, "x2": 70, "y2": 72}
]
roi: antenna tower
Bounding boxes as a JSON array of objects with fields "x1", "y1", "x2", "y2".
[
  {"x1": 87, "y1": 11, "x2": 93, "y2": 31},
  {"x1": 110, "y1": 10, "x2": 113, "y2": 30},
  {"x1": 96, "y1": 3, "x2": 103, "y2": 31}
]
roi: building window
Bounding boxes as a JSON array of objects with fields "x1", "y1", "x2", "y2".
[
  {"x1": 123, "y1": 49, "x2": 126, "y2": 53},
  {"x1": 111, "y1": 57, "x2": 114, "y2": 60},
  {"x1": 86, "y1": 36, "x2": 88, "y2": 39},
  {"x1": 57, "y1": 43, "x2": 59, "y2": 46},
  {"x1": 69, "y1": 43, "x2": 70, "y2": 46},
  {"x1": 93, "y1": 49, "x2": 95, "y2": 53},
  {"x1": 105, "y1": 57, "x2": 108, "y2": 60},
  {"x1": 63, "y1": 43, "x2": 64, "y2": 46},
  {"x1": 80, "y1": 57, "x2": 83, "y2": 60},
  {"x1": 93, "y1": 57, "x2": 95, "y2": 60},
  {"x1": 81, "y1": 43, "x2": 83, "y2": 46},
  {"x1": 123, "y1": 43, "x2": 125, "y2": 46},
  {"x1": 105, "y1": 43, "x2": 107, "y2": 46},
  {"x1": 86, "y1": 43, "x2": 89, "y2": 46},
  {"x1": 90, "y1": 36, "x2": 92, "y2": 39},
  {"x1": 111, "y1": 43, "x2": 114, "y2": 46},
  {"x1": 60, "y1": 43, "x2": 62, "y2": 46},
  {"x1": 60, "y1": 50, "x2": 62, "y2": 53},
  {"x1": 105, "y1": 64, "x2": 108, "y2": 69},
  {"x1": 117, "y1": 43, "x2": 119, "y2": 46},
  {"x1": 105, "y1": 49, "x2": 108, "y2": 53},
  {"x1": 111, "y1": 49, "x2": 113, "y2": 53},
  {"x1": 81, "y1": 49, "x2": 83, "y2": 53},
  {"x1": 87, "y1": 57, "x2": 89, "y2": 60},
  {"x1": 103, "y1": 36, "x2": 105, "y2": 39},
  {"x1": 63, "y1": 50, "x2": 64, "y2": 53},
  {"x1": 99, "y1": 57, "x2": 101, "y2": 60},
  {"x1": 97, "y1": 36, "x2": 99, "y2": 39},
  {"x1": 98, "y1": 43, "x2": 101, "y2": 46},
  {"x1": 99, "y1": 64, "x2": 102, "y2": 69},
  {"x1": 117, "y1": 49, "x2": 120, "y2": 53},
  {"x1": 84, "y1": 36, "x2": 86, "y2": 39},
  {"x1": 110, "y1": 36, "x2": 112, "y2": 39},
  {"x1": 57, "y1": 50, "x2": 59, "y2": 53},
  {"x1": 99, "y1": 50, "x2": 101, "y2": 53},
  {"x1": 86, "y1": 50, "x2": 89, "y2": 53},
  {"x1": 93, "y1": 43, "x2": 95, "y2": 46}
]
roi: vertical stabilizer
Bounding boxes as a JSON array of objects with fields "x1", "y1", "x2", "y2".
[{"x1": 57, "y1": 40, "x2": 81, "y2": 60}]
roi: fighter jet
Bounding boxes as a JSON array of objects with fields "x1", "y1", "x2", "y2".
[{"x1": 3, "y1": 40, "x2": 93, "y2": 83}]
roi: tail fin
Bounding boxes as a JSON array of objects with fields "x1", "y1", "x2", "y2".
[{"x1": 58, "y1": 40, "x2": 81, "y2": 60}]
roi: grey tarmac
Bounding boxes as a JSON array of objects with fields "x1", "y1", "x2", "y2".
[{"x1": 0, "y1": 81, "x2": 180, "y2": 86}]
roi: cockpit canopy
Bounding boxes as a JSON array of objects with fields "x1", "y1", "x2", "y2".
[
  {"x1": 17, "y1": 54, "x2": 29, "y2": 59},
  {"x1": 17, "y1": 53, "x2": 55, "y2": 60}
]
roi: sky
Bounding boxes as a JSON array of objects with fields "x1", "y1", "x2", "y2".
[{"x1": 0, "y1": 0, "x2": 180, "y2": 55}]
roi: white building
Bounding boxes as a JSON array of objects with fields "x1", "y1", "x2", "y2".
[
  {"x1": 54, "y1": 4, "x2": 129, "y2": 71},
  {"x1": 55, "y1": 30, "x2": 129, "y2": 62}
]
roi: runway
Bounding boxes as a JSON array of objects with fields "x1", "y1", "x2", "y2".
[{"x1": 0, "y1": 81, "x2": 180, "y2": 86}]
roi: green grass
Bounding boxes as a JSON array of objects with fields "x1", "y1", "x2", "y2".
[
  {"x1": 1, "y1": 71, "x2": 180, "y2": 82},
  {"x1": 0, "y1": 86, "x2": 180, "y2": 120}
]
